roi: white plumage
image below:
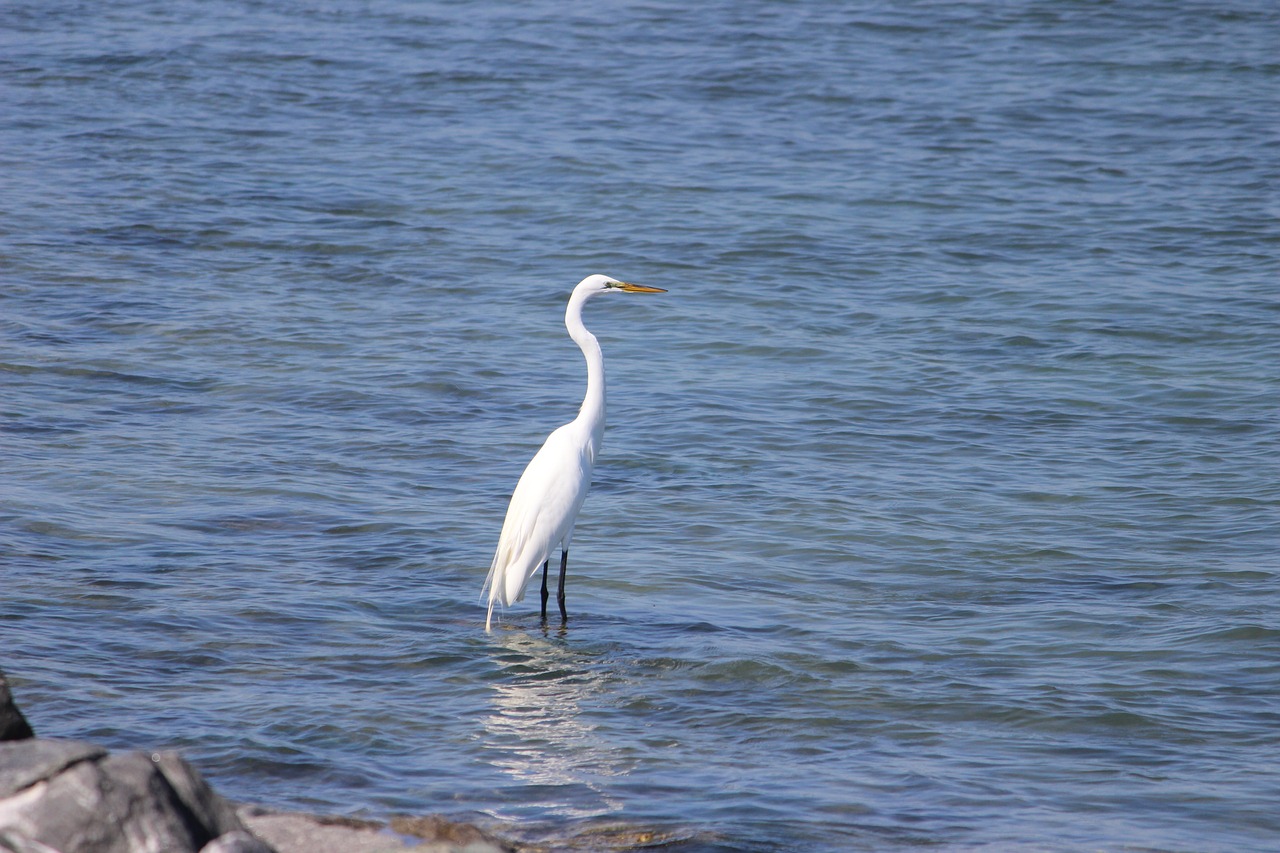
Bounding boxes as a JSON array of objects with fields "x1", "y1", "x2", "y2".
[{"x1": 483, "y1": 274, "x2": 665, "y2": 630}]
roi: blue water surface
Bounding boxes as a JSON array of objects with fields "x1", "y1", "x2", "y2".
[{"x1": 3, "y1": 2, "x2": 1278, "y2": 851}]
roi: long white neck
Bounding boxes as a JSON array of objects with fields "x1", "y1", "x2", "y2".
[{"x1": 566, "y1": 288, "x2": 606, "y2": 447}]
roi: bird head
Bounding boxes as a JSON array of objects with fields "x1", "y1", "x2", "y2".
[{"x1": 576, "y1": 274, "x2": 667, "y2": 297}]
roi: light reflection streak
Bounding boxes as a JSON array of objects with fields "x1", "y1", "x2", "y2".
[{"x1": 481, "y1": 629, "x2": 630, "y2": 820}]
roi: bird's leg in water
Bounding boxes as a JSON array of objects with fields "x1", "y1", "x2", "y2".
[
  {"x1": 557, "y1": 549, "x2": 569, "y2": 622},
  {"x1": 539, "y1": 559, "x2": 550, "y2": 621}
]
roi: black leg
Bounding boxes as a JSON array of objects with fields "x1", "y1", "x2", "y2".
[
  {"x1": 557, "y1": 549, "x2": 568, "y2": 622},
  {"x1": 539, "y1": 559, "x2": 550, "y2": 621}
]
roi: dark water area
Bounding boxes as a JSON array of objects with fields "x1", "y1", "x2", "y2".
[{"x1": 3, "y1": 2, "x2": 1278, "y2": 850}]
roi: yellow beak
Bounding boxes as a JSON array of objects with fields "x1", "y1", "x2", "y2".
[{"x1": 617, "y1": 282, "x2": 667, "y2": 293}]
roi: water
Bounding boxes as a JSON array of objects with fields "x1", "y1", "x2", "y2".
[{"x1": 3, "y1": 1, "x2": 1278, "y2": 850}]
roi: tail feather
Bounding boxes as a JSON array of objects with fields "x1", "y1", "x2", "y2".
[
  {"x1": 483, "y1": 541, "x2": 549, "y2": 631},
  {"x1": 482, "y1": 549, "x2": 504, "y2": 631}
]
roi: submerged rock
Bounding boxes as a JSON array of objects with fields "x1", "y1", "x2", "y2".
[{"x1": 389, "y1": 815, "x2": 513, "y2": 851}]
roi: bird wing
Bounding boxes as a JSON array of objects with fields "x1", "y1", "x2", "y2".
[{"x1": 484, "y1": 423, "x2": 594, "y2": 609}]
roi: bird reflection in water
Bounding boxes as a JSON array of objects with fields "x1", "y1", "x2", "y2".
[{"x1": 481, "y1": 629, "x2": 631, "y2": 822}]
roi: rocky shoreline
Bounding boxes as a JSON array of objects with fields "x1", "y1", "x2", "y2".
[{"x1": 0, "y1": 670, "x2": 514, "y2": 853}]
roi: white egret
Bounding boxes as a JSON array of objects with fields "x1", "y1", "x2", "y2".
[{"x1": 483, "y1": 274, "x2": 665, "y2": 630}]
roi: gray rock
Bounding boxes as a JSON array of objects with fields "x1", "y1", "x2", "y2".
[
  {"x1": 240, "y1": 812, "x2": 409, "y2": 853},
  {"x1": 241, "y1": 809, "x2": 515, "y2": 853},
  {"x1": 0, "y1": 740, "x2": 106, "y2": 798},
  {"x1": 0, "y1": 740, "x2": 275, "y2": 853},
  {"x1": 198, "y1": 830, "x2": 276, "y2": 853},
  {"x1": 0, "y1": 673, "x2": 34, "y2": 743},
  {"x1": 0, "y1": 827, "x2": 65, "y2": 853},
  {"x1": 151, "y1": 752, "x2": 245, "y2": 839}
]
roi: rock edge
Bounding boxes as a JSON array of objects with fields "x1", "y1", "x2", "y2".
[{"x1": 0, "y1": 672, "x2": 512, "y2": 853}]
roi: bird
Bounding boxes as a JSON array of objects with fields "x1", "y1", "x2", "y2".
[{"x1": 483, "y1": 274, "x2": 666, "y2": 630}]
